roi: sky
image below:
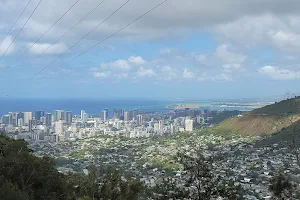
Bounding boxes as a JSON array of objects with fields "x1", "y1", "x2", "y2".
[{"x1": 0, "y1": 0, "x2": 300, "y2": 100}]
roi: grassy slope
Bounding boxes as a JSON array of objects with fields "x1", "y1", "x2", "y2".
[{"x1": 212, "y1": 97, "x2": 300, "y2": 136}]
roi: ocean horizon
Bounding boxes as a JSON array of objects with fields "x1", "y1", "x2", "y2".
[{"x1": 0, "y1": 98, "x2": 274, "y2": 116}]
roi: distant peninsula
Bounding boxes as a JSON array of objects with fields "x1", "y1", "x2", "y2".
[{"x1": 166, "y1": 104, "x2": 200, "y2": 109}]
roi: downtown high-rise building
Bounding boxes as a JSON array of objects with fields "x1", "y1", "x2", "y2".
[
  {"x1": 23, "y1": 112, "x2": 32, "y2": 125},
  {"x1": 124, "y1": 111, "x2": 129, "y2": 122},
  {"x1": 81, "y1": 110, "x2": 85, "y2": 121},
  {"x1": 113, "y1": 109, "x2": 118, "y2": 119},
  {"x1": 185, "y1": 119, "x2": 193, "y2": 132},
  {"x1": 8, "y1": 112, "x2": 17, "y2": 126},
  {"x1": 158, "y1": 120, "x2": 164, "y2": 134},
  {"x1": 101, "y1": 109, "x2": 108, "y2": 121},
  {"x1": 65, "y1": 111, "x2": 73, "y2": 124},
  {"x1": 45, "y1": 113, "x2": 52, "y2": 126},
  {"x1": 118, "y1": 109, "x2": 124, "y2": 119},
  {"x1": 55, "y1": 120, "x2": 64, "y2": 136},
  {"x1": 53, "y1": 110, "x2": 65, "y2": 121},
  {"x1": 1, "y1": 115, "x2": 9, "y2": 124},
  {"x1": 132, "y1": 109, "x2": 138, "y2": 120},
  {"x1": 29, "y1": 119, "x2": 37, "y2": 132},
  {"x1": 82, "y1": 113, "x2": 88, "y2": 122},
  {"x1": 16, "y1": 112, "x2": 24, "y2": 127},
  {"x1": 35, "y1": 111, "x2": 44, "y2": 121},
  {"x1": 137, "y1": 115, "x2": 143, "y2": 126}
]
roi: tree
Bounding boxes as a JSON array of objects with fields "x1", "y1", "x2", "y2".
[
  {"x1": 148, "y1": 151, "x2": 240, "y2": 200},
  {"x1": 287, "y1": 96, "x2": 300, "y2": 167},
  {"x1": 269, "y1": 173, "x2": 294, "y2": 199},
  {"x1": 0, "y1": 135, "x2": 70, "y2": 200}
]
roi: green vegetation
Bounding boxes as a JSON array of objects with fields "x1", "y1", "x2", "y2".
[
  {"x1": 0, "y1": 134, "x2": 143, "y2": 200},
  {"x1": 213, "y1": 97, "x2": 300, "y2": 136},
  {"x1": 148, "y1": 151, "x2": 242, "y2": 200},
  {"x1": 269, "y1": 173, "x2": 294, "y2": 199},
  {"x1": 0, "y1": 134, "x2": 243, "y2": 200},
  {"x1": 210, "y1": 110, "x2": 243, "y2": 124}
]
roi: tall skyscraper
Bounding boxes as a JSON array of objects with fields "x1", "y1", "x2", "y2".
[
  {"x1": 8, "y1": 112, "x2": 18, "y2": 126},
  {"x1": 113, "y1": 109, "x2": 118, "y2": 119},
  {"x1": 55, "y1": 120, "x2": 64, "y2": 136},
  {"x1": 1, "y1": 115, "x2": 9, "y2": 124},
  {"x1": 17, "y1": 118, "x2": 23, "y2": 127},
  {"x1": 101, "y1": 109, "x2": 108, "y2": 121},
  {"x1": 185, "y1": 119, "x2": 193, "y2": 132},
  {"x1": 35, "y1": 111, "x2": 44, "y2": 121},
  {"x1": 45, "y1": 113, "x2": 52, "y2": 126},
  {"x1": 105, "y1": 108, "x2": 109, "y2": 119},
  {"x1": 83, "y1": 113, "x2": 88, "y2": 122},
  {"x1": 23, "y1": 112, "x2": 32, "y2": 125},
  {"x1": 132, "y1": 109, "x2": 138, "y2": 120},
  {"x1": 158, "y1": 120, "x2": 164, "y2": 134},
  {"x1": 40, "y1": 116, "x2": 46, "y2": 124},
  {"x1": 16, "y1": 112, "x2": 24, "y2": 126},
  {"x1": 53, "y1": 110, "x2": 64, "y2": 121},
  {"x1": 124, "y1": 111, "x2": 129, "y2": 122},
  {"x1": 61, "y1": 110, "x2": 65, "y2": 121},
  {"x1": 81, "y1": 110, "x2": 85, "y2": 121},
  {"x1": 29, "y1": 119, "x2": 37, "y2": 132},
  {"x1": 65, "y1": 111, "x2": 73, "y2": 124},
  {"x1": 137, "y1": 115, "x2": 143, "y2": 126},
  {"x1": 118, "y1": 109, "x2": 124, "y2": 119}
]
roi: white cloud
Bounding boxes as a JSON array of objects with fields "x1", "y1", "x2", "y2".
[
  {"x1": 258, "y1": 65, "x2": 300, "y2": 80},
  {"x1": 128, "y1": 56, "x2": 146, "y2": 65},
  {"x1": 114, "y1": 73, "x2": 128, "y2": 79},
  {"x1": 28, "y1": 43, "x2": 68, "y2": 55},
  {"x1": 183, "y1": 68, "x2": 194, "y2": 79},
  {"x1": 0, "y1": 36, "x2": 14, "y2": 55},
  {"x1": 100, "y1": 56, "x2": 146, "y2": 72},
  {"x1": 272, "y1": 31, "x2": 300, "y2": 51},
  {"x1": 215, "y1": 44, "x2": 246, "y2": 64},
  {"x1": 223, "y1": 64, "x2": 241, "y2": 72},
  {"x1": 136, "y1": 67, "x2": 156, "y2": 77},
  {"x1": 93, "y1": 71, "x2": 111, "y2": 78},
  {"x1": 101, "y1": 59, "x2": 131, "y2": 71},
  {"x1": 159, "y1": 48, "x2": 175, "y2": 55},
  {"x1": 195, "y1": 54, "x2": 207, "y2": 64},
  {"x1": 214, "y1": 14, "x2": 300, "y2": 52},
  {"x1": 158, "y1": 65, "x2": 178, "y2": 80}
]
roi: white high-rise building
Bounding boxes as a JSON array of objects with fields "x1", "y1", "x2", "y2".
[
  {"x1": 158, "y1": 120, "x2": 164, "y2": 130},
  {"x1": 81, "y1": 110, "x2": 85, "y2": 121},
  {"x1": 55, "y1": 120, "x2": 64, "y2": 136},
  {"x1": 101, "y1": 109, "x2": 108, "y2": 121},
  {"x1": 154, "y1": 123, "x2": 159, "y2": 131},
  {"x1": 83, "y1": 113, "x2": 88, "y2": 122},
  {"x1": 17, "y1": 118, "x2": 24, "y2": 127},
  {"x1": 137, "y1": 115, "x2": 143, "y2": 126},
  {"x1": 124, "y1": 111, "x2": 129, "y2": 122},
  {"x1": 185, "y1": 119, "x2": 193, "y2": 132},
  {"x1": 23, "y1": 112, "x2": 32, "y2": 125}
]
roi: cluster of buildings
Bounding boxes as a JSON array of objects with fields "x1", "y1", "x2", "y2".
[
  {"x1": 1, "y1": 107, "x2": 213, "y2": 142},
  {"x1": 28, "y1": 130, "x2": 298, "y2": 199}
]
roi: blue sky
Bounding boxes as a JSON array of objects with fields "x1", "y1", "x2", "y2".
[{"x1": 1, "y1": 0, "x2": 300, "y2": 99}]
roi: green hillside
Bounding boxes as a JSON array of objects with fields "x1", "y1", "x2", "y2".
[
  {"x1": 212, "y1": 97, "x2": 300, "y2": 136},
  {"x1": 256, "y1": 120, "x2": 300, "y2": 146}
]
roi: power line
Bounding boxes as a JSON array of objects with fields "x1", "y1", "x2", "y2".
[
  {"x1": 0, "y1": 0, "x2": 32, "y2": 47},
  {"x1": 0, "y1": 0, "x2": 81, "y2": 75},
  {"x1": 12, "y1": 0, "x2": 131, "y2": 79},
  {"x1": 0, "y1": 0, "x2": 43, "y2": 61},
  {"x1": 2, "y1": 0, "x2": 168, "y2": 99},
  {"x1": 5, "y1": 0, "x2": 106, "y2": 81}
]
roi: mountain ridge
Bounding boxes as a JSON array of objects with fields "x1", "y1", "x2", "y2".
[{"x1": 212, "y1": 97, "x2": 300, "y2": 136}]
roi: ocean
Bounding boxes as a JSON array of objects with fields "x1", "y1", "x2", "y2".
[{"x1": 0, "y1": 98, "x2": 272, "y2": 116}]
